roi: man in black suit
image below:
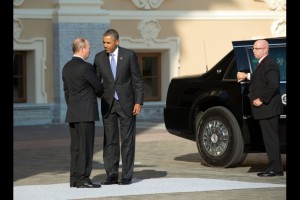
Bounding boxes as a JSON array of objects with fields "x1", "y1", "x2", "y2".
[
  {"x1": 93, "y1": 29, "x2": 144, "y2": 185},
  {"x1": 62, "y1": 38, "x2": 103, "y2": 188},
  {"x1": 237, "y1": 39, "x2": 283, "y2": 177}
]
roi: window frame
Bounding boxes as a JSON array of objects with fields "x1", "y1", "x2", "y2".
[
  {"x1": 137, "y1": 52, "x2": 161, "y2": 101},
  {"x1": 13, "y1": 51, "x2": 27, "y2": 103}
]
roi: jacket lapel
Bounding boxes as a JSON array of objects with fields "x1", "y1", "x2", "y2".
[
  {"x1": 115, "y1": 47, "x2": 124, "y2": 81},
  {"x1": 105, "y1": 53, "x2": 115, "y2": 80}
]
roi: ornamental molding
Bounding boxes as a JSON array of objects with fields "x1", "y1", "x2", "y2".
[
  {"x1": 14, "y1": 0, "x2": 24, "y2": 6},
  {"x1": 131, "y1": 0, "x2": 165, "y2": 10},
  {"x1": 137, "y1": 19, "x2": 161, "y2": 45},
  {"x1": 53, "y1": 0, "x2": 104, "y2": 9},
  {"x1": 255, "y1": 0, "x2": 286, "y2": 11},
  {"x1": 271, "y1": 18, "x2": 286, "y2": 37},
  {"x1": 13, "y1": 18, "x2": 23, "y2": 40},
  {"x1": 254, "y1": 0, "x2": 286, "y2": 36}
]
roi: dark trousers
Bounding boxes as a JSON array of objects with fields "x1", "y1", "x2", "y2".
[
  {"x1": 103, "y1": 99, "x2": 136, "y2": 180},
  {"x1": 259, "y1": 115, "x2": 282, "y2": 172},
  {"x1": 69, "y1": 122, "x2": 95, "y2": 185}
]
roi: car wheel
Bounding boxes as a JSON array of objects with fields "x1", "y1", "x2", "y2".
[{"x1": 195, "y1": 106, "x2": 247, "y2": 168}]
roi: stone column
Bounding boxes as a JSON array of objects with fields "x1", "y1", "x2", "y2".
[{"x1": 52, "y1": 0, "x2": 109, "y2": 124}]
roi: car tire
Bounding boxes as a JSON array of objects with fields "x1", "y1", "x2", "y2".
[{"x1": 195, "y1": 106, "x2": 247, "y2": 168}]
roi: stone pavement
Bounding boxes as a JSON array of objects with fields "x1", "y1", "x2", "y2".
[{"x1": 13, "y1": 119, "x2": 287, "y2": 200}]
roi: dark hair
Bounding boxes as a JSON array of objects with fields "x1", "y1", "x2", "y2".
[{"x1": 103, "y1": 29, "x2": 119, "y2": 40}]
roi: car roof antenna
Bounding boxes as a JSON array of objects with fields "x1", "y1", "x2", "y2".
[{"x1": 203, "y1": 40, "x2": 208, "y2": 72}]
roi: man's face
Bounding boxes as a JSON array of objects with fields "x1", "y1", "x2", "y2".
[
  {"x1": 103, "y1": 35, "x2": 119, "y2": 53},
  {"x1": 252, "y1": 41, "x2": 267, "y2": 59}
]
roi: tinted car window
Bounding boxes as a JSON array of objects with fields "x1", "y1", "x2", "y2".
[
  {"x1": 247, "y1": 46, "x2": 286, "y2": 81},
  {"x1": 224, "y1": 59, "x2": 237, "y2": 80},
  {"x1": 273, "y1": 47, "x2": 286, "y2": 82}
]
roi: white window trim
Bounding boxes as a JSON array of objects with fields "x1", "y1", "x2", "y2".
[
  {"x1": 120, "y1": 36, "x2": 180, "y2": 101},
  {"x1": 14, "y1": 37, "x2": 48, "y2": 103}
]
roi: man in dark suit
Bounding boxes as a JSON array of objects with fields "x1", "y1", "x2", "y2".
[
  {"x1": 62, "y1": 38, "x2": 103, "y2": 188},
  {"x1": 93, "y1": 29, "x2": 144, "y2": 185},
  {"x1": 237, "y1": 39, "x2": 283, "y2": 177}
]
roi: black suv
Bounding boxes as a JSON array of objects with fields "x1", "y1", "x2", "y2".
[{"x1": 164, "y1": 37, "x2": 286, "y2": 168}]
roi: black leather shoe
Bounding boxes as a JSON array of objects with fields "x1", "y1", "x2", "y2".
[
  {"x1": 118, "y1": 178, "x2": 132, "y2": 185},
  {"x1": 76, "y1": 182, "x2": 101, "y2": 188},
  {"x1": 70, "y1": 182, "x2": 77, "y2": 187},
  {"x1": 257, "y1": 170, "x2": 284, "y2": 177},
  {"x1": 101, "y1": 177, "x2": 118, "y2": 185},
  {"x1": 70, "y1": 178, "x2": 78, "y2": 187}
]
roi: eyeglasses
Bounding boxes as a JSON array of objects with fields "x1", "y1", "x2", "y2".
[{"x1": 252, "y1": 47, "x2": 265, "y2": 51}]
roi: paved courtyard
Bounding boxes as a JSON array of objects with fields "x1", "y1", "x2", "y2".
[{"x1": 13, "y1": 120, "x2": 286, "y2": 200}]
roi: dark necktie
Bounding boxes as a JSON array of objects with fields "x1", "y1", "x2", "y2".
[
  {"x1": 110, "y1": 54, "x2": 119, "y2": 100},
  {"x1": 256, "y1": 62, "x2": 260, "y2": 70}
]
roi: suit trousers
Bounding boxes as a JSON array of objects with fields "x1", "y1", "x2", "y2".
[
  {"x1": 69, "y1": 122, "x2": 95, "y2": 185},
  {"x1": 259, "y1": 115, "x2": 283, "y2": 172},
  {"x1": 103, "y1": 99, "x2": 136, "y2": 180}
]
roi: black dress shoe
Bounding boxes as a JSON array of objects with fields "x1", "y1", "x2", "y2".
[
  {"x1": 118, "y1": 178, "x2": 132, "y2": 185},
  {"x1": 76, "y1": 182, "x2": 101, "y2": 188},
  {"x1": 70, "y1": 178, "x2": 78, "y2": 187},
  {"x1": 101, "y1": 178, "x2": 118, "y2": 185},
  {"x1": 257, "y1": 170, "x2": 284, "y2": 177},
  {"x1": 70, "y1": 182, "x2": 77, "y2": 187}
]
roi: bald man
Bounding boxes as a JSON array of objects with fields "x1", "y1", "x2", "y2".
[{"x1": 237, "y1": 39, "x2": 283, "y2": 177}]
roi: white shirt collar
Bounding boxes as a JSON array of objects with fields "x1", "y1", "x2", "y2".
[
  {"x1": 73, "y1": 55, "x2": 85, "y2": 60},
  {"x1": 258, "y1": 55, "x2": 267, "y2": 63},
  {"x1": 110, "y1": 47, "x2": 119, "y2": 58}
]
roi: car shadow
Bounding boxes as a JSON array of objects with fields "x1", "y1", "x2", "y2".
[{"x1": 173, "y1": 152, "x2": 286, "y2": 172}]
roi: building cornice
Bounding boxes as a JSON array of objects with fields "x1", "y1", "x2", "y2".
[
  {"x1": 109, "y1": 10, "x2": 285, "y2": 20},
  {"x1": 14, "y1": 9, "x2": 285, "y2": 20},
  {"x1": 14, "y1": 9, "x2": 54, "y2": 19}
]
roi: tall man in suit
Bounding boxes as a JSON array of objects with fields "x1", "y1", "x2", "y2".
[
  {"x1": 93, "y1": 29, "x2": 144, "y2": 185},
  {"x1": 62, "y1": 38, "x2": 103, "y2": 188},
  {"x1": 237, "y1": 39, "x2": 283, "y2": 177}
]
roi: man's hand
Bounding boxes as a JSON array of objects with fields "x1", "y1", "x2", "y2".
[
  {"x1": 133, "y1": 104, "x2": 142, "y2": 115},
  {"x1": 237, "y1": 72, "x2": 248, "y2": 82},
  {"x1": 252, "y1": 98, "x2": 263, "y2": 107}
]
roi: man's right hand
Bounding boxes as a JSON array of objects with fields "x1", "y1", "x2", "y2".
[{"x1": 237, "y1": 72, "x2": 248, "y2": 82}]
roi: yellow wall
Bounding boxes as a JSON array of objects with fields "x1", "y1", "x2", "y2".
[{"x1": 14, "y1": 0, "x2": 286, "y2": 103}]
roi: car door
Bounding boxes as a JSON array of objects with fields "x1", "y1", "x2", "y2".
[
  {"x1": 246, "y1": 44, "x2": 286, "y2": 118},
  {"x1": 233, "y1": 39, "x2": 286, "y2": 149}
]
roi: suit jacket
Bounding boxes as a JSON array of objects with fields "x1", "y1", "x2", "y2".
[
  {"x1": 248, "y1": 55, "x2": 282, "y2": 120},
  {"x1": 62, "y1": 57, "x2": 104, "y2": 122},
  {"x1": 93, "y1": 46, "x2": 144, "y2": 117}
]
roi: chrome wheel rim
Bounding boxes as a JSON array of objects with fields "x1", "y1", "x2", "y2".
[{"x1": 202, "y1": 120, "x2": 229, "y2": 157}]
